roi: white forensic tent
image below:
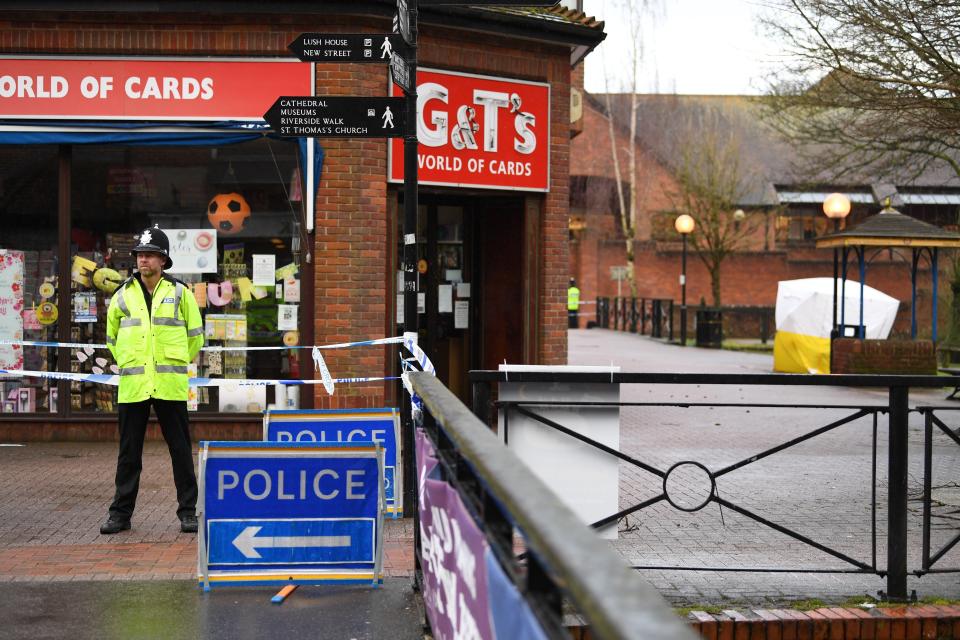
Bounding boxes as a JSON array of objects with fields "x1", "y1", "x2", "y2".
[{"x1": 773, "y1": 277, "x2": 900, "y2": 374}]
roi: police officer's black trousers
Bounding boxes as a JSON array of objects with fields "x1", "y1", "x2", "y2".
[{"x1": 109, "y1": 398, "x2": 198, "y2": 521}]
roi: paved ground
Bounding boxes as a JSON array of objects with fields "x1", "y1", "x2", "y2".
[
  {"x1": 0, "y1": 442, "x2": 414, "y2": 583},
  {"x1": 0, "y1": 442, "x2": 419, "y2": 639},
  {"x1": 0, "y1": 328, "x2": 957, "y2": 632},
  {"x1": 569, "y1": 328, "x2": 960, "y2": 606}
]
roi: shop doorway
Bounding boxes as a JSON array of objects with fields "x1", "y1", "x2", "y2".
[{"x1": 414, "y1": 194, "x2": 525, "y2": 401}]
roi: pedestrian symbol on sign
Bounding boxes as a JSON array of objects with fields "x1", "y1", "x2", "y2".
[
  {"x1": 382, "y1": 106, "x2": 394, "y2": 128},
  {"x1": 380, "y1": 36, "x2": 392, "y2": 58}
]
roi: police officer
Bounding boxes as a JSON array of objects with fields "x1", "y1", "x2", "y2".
[
  {"x1": 567, "y1": 277, "x2": 581, "y2": 329},
  {"x1": 100, "y1": 225, "x2": 205, "y2": 535}
]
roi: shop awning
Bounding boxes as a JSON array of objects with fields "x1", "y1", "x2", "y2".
[{"x1": 0, "y1": 120, "x2": 323, "y2": 232}]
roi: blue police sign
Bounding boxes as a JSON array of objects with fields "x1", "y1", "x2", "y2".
[
  {"x1": 263, "y1": 408, "x2": 403, "y2": 517},
  {"x1": 198, "y1": 441, "x2": 384, "y2": 590}
]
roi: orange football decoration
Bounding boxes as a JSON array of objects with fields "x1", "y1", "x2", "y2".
[{"x1": 207, "y1": 192, "x2": 250, "y2": 235}]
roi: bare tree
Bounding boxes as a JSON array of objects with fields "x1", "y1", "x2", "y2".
[
  {"x1": 668, "y1": 107, "x2": 762, "y2": 306},
  {"x1": 598, "y1": 0, "x2": 661, "y2": 297},
  {"x1": 761, "y1": 0, "x2": 960, "y2": 343},
  {"x1": 760, "y1": 0, "x2": 960, "y2": 183}
]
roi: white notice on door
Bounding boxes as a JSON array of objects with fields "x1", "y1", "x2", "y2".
[
  {"x1": 454, "y1": 300, "x2": 469, "y2": 329},
  {"x1": 438, "y1": 284, "x2": 453, "y2": 313}
]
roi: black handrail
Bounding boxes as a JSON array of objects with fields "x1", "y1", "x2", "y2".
[{"x1": 409, "y1": 372, "x2": 694, "y2": 640}]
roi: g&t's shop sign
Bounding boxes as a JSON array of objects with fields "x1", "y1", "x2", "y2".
[
  {"x1": 0, "y1": 57, "x2": 312, "y2": 120},
  {"x1": 388, "y1": 68, "x2": 550, "y2": 192}
]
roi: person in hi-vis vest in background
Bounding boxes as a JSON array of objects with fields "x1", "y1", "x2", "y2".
[
  {"x1": 567, "y1": 277, "x2": 580, "y2": 329},
  {"x1": 100, "y1": 225, "x2": 204, "y2": 535}
]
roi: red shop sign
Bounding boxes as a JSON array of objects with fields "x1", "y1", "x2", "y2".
[
  {"x1": 388, "y1": 68, "x2": 550, "y2": 192},
  {"x1": 0, "y1": 57, "x2": 313, "y2": 120}
]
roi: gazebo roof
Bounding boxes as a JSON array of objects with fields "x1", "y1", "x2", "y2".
[{"x1": 816, "y1": 204, "x2": 960, "y2": 249}]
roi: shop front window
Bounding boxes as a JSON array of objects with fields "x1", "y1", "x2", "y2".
[
  {"x1": 0, "y1": 146, "x2": 58, "y2": 414},
  {"x1": 0, "y1": 138, "x2": 304, "y2": 416},
  {"x1": 73, "y1": 139, "x2": 302, "y2": 414}
]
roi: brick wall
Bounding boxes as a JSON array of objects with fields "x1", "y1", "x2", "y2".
[
  {"x1": 0, "y1": 10, "x2": 576, "y2": 416},
  {"x1": 832, "y1": 338, "x2": 937, "y2": 374},
  {"x1": 0, "y1": 419, "x2": 263, "y2": 442},
  {"x1": 568, "y1": 605, "x2": 960, "y2": 640}
]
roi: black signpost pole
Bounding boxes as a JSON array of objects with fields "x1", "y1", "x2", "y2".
[{"x1": 399, "y1": 0, "x2": 419, "y2": 522}]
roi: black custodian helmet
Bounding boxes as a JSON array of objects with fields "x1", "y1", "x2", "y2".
[{"x1": 132, "y1": 225, "x2": 173, "y2": 269}]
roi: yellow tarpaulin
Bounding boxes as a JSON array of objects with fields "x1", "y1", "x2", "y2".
[{"x1": 773, "y1": 330, "x2": 831, "y2": 374}]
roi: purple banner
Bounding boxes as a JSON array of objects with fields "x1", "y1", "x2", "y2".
[
  {"x1": 415, "y1": 426, "x2": 439, "y2": 482},
  {"x1": 419, "y1": 475, "x2": 493, "y2": 639},
  {"x1": 415, "y1": 426, "x2": 546, "y2": 639}
]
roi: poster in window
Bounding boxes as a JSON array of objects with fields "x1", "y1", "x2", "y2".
[
  {"x1": 0, "y1": 250, "x2": 24, "y2": 371},
  {"x1": 72, "y1": 292, "x2": 98, "y2": 323},
  {"x1": 166, "y1": 229, "x2": 217, "y2": 274},
  {"x1": 278, "y1": 304, "x2": 298, "y2": 331},
  {"x1": 284, "y1": 278, "x2": 301, "y2": 303},
  {"x1": 252, "y1": 254, "x2": 276, "y2": 286}
]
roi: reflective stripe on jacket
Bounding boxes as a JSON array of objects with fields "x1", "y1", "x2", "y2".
[
  {"x1": 567, "y1": 286, "x2": 581, "y2": 311},
  {"x1": 106, "y1": 275, "x2": 204, "y2": 403}
]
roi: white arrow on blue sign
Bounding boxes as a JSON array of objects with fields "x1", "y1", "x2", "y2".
[{"x1": 208, "y1": 519, "x2": 374, "y2": 563}]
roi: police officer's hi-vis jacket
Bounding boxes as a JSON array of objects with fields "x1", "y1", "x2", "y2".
[{"x1": 106, "y1": 275, "x2": 204, "y2": 403}]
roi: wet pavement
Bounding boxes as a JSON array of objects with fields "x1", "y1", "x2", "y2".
[{"x1": 0, "y1": 578, "x2": 421, "y2": 640}]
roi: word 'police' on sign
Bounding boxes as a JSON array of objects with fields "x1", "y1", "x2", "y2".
[
  {"x1": 264, "y1": 96, "x2": 406, "y2": 138},
  {"x1": 288, "y1": 33, "x2": 407, "y2": 63},
  {"x1": 197, "y1": 441, "x2": 384, "y2": 589},
  {"x1": 263, "y1": 408, "x2": 404, "y2": 518}
]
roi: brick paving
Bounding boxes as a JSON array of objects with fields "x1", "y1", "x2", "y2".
[
  {"x1": 569, "y1": 329, "x2": 960, "y2": 605},
  {"x1": 0, "y1": 329, "x2": 957, "y2": 609},
  {"x1": 0, "y1": 442, "x2": 415, "y2": 583}
]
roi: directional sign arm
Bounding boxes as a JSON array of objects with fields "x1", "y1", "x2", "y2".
[
  {"x1": 264, "y1": 96, "x2": 406, "y2": 138},
  {"x1": 289, "y1": 33, "x2": 408, "y2": 63}
]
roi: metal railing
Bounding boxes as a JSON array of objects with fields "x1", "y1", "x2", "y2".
[
  {"x1": 916, "y1": 405, "x2": 960, "y2": 576},
  {"x1": 594, "y1": 299, "x2": 775, "y2": 344},
  {"x1": 409, "y1": 372, "x2": 693, "y2": 640},
  {"x1": 599, "y1": 297, "x2": 674, "y2": 339},
  {"x1": 469, "y1": 370, "x2": 959, "y2": 601}
]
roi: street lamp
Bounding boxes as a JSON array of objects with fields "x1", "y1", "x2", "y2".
[
  {"x1": 675, "y1": 214, "x2": 695, "y2": 346},
  {"x1": 733, "y1": 208, "x2": 746, "y2": 231},
  {"x1": 823, "y1": 193, "x2": 851, "y2": 344}
]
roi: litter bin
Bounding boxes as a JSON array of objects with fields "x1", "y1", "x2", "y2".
[{"x1": 695, "y1": 308, "x2": 723, "y2": 348}]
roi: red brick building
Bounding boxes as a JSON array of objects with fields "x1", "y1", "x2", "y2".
[
  {"x1": 570, "y1": 94, "x2": 960, "y2": 336},
  {"x1": 0, "y1": 2, "x2": 604, "y2": 439}
]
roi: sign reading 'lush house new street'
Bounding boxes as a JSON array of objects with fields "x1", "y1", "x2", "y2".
[
  {"x1": 288, "y1": 33, "x2": 407, "y2": 63},
  {"x1": 263, "y1": 96, "x2": 406, "y2": 138}
]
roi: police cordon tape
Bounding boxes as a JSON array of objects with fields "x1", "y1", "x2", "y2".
[
  {"x1": 0, "y1": 333, "x2": 435, "y2": 397},
  {"x1": 0, "y1": 368, "x2": 400, "y2": 388},
  {"x1": 0, "y1": 336, "x2": 410, "y2": 352}
]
